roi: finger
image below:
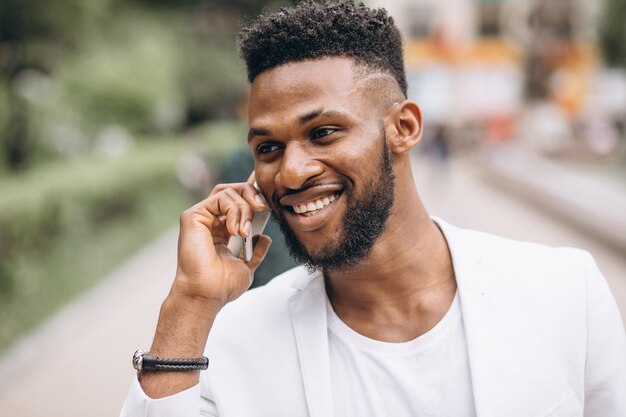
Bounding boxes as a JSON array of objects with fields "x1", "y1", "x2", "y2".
[
  {"x1": 246, "y1": 235, "x2": 272, "y2": 270},
  {"x1": 210, "y1": 217, "x2": 231, "y2": 245},
  {"x1": 200, "y1": 192, "x2": 243, "y2": 237},
  {"x1": 210, "y1": 182, "x2": 265, "y2": 210},
  {"x1": 179, "y1": 204, "x2": 220, "y2": 232},
  {"x1": 240, "y1": 182, "x2": 266, "y2": 210},
  {"x1": 223, "y1": 188, "x2": 254, "y2": 237},
  {"x1": 243, "y1": 171, "x2": 268, "y2": 208},
  {"x1": 210, "y1": 182, "x2": 246, "y2": 197}
]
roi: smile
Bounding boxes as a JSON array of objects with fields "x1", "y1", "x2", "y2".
[
  {"x1": 280, "y1": 189, "x2": 344, "y2": 232},
  {"x1": 277, "y1": 183, "x2": 346, "y2": 231},
  {"x1": 291, "y1": 193, "x2": 339, "y2": 216}
]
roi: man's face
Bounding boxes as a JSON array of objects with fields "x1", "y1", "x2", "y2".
[{"x1": 248, "y1": 57, "x2": 395, "y2": 270}]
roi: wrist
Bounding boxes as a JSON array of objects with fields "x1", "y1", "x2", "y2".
[
  {"x1": 167, "y1": 283, "x2": 224, "y2": 317},
  {"x1": 149, "y1": 291, "x2": 220, "y2": 359},
  {"x1": 168, "y1": 269, "x2": 228, "y2": 314}
]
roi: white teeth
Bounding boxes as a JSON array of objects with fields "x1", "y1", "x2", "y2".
[{"x1": 292, "y1": 193, "x2": 339, "y2": 215}]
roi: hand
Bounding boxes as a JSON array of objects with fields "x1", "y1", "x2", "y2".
[
  {"x1": 140, "y1": 175, "x2": 272, "y2": 399},
  {"x1": 172, "y1": 174, "x2": 272, "y2": 310}
]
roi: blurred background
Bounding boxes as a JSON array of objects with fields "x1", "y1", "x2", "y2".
[{"x1": 0, "y1": 0, "x2": 624, "y2": 415}]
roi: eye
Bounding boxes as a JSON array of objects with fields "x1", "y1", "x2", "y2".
[
  {"x1": 311, "y1": 127, "x2": 337, "y2": 140},
  {"x1": 256, "y1": 143, "x2": 281, "y2": 155}
]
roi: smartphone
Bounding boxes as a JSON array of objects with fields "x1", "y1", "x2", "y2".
[{"x1": 227, "y1": 182, "x2": 271, "y2": 262}]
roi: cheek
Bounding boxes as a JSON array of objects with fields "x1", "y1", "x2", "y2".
[
  {"x1": 253, "y1": 163, "x2": 278, "y2": 199},
  {"x1": 330, "y1": 134, "x2": 383, "y2": 176}
]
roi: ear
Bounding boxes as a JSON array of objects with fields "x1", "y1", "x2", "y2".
[{"x1": 385, "y1": 100, "x2": 423, "y2": 155}]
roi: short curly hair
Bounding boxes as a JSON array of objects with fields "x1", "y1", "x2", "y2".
[{"x1": 238, "y1": 1, "x2": 407, "y2": 97}]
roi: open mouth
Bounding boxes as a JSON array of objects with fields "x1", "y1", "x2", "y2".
[{"x1": 288, "y1": 191, "x2": 342, "y2": 217}]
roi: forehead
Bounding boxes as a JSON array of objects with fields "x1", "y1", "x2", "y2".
[{"x1": 248, "y1": 57, "x2": 368, "y2": 125}]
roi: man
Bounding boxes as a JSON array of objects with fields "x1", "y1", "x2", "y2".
[{"x1": 121, "y1": 2, "x2": 625, "y2": 416}]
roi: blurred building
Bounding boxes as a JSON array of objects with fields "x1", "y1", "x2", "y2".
[
  {"x1": 366, "y1": 0, "x2": 603, "y2": 45},
  {"x1": 366, "y1": 0, "x2": 625, "y2": 156}
]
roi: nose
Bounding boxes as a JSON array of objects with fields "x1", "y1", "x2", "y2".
[{"x1": 275, "y1": 142, "x2": 324, "y2": 190}]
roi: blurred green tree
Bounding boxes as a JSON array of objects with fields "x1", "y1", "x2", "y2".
[
  {"x1": 600, "y1": 0, "x2": 626, "y2": 67},
  {"x1": 0, "y1": 0, "x2": 296, "y2": 172},
  {"x1": 0, "y1": 0, "x2": 112, "y2": 170},
  {"x1": 128, "y1": 0, "x2": 293, "y2": 15}
]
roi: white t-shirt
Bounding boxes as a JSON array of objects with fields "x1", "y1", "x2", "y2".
[{"x1": 326, "y1": 291, "x2": 477, "y2": 417}]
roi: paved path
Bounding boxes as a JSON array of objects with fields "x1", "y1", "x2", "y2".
[
  {"x1": 0, "y1": 153, "x2": 624, "y2": 417},
  {"x1": 0, "y1": 229, "x2": 178, "y2": 417}
]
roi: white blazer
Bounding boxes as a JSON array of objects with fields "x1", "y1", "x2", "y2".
[{"x1": 121, "y1": 219, "x2": 626, "y2": 417}]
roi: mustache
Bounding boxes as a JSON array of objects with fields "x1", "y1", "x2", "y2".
[{"x1": 272, "y1": 179, "x2": 348, "y2": 205}]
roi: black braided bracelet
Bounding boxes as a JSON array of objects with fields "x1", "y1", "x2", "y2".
[{"x1": 133, "y1": 349, "x2": 209, "y2": 372}]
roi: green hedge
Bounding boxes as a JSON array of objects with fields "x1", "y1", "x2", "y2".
[{"x1": 0, "y1": 139, "x2": 189, "y2": 350}]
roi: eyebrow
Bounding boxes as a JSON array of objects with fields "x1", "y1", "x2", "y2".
[
  {"x1": 247, "y1": 127, "x2": 270, "y2": 142},
  {"x1": 300, "y1": 109, "x2": 349, "y2": 124},
  {"x1": 248, "y1": 108, "x2": 350, "y2": 142}
]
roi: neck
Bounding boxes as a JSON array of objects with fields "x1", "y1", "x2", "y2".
[{"x1": 325, "y1": 160, "x2": 456, "y2": 340}]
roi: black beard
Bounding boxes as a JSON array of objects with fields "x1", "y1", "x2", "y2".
[{"x1": 272, "y1": 131, "x2": 395, "y2": 272}]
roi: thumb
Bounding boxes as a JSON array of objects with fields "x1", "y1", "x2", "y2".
[{"x1": 246, "y1": 235, "x2": 272, "y2": 270}]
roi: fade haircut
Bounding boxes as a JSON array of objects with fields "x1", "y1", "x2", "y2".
[{"x1": 238, "y1": 0, "x2": 407, "y2": 97}]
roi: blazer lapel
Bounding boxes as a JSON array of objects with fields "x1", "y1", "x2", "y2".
[
  {"x1": 438, "y1": 219, "x2": 578, "y2": 417},
  {"x1": 288, "y1": 270, "x2": 334, "y2": 417}
]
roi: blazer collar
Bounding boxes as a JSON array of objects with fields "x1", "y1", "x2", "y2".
[
  {"x1": 437, "y1": 218, "x2": 577, "y2": 417},
  {"x1": 288, "y1": 269, "x2": 334, "y2": 417}
]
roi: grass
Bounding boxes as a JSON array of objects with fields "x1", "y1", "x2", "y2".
[
  {"x1": 0, "y1": 186, "x2": 187, "y2": 349},
  {"x1": 0, "y1": 121, "x2": 249, "y2": 352},
  {"x1": 0, "y1": 137, "x2": 190, "y2": 352}
]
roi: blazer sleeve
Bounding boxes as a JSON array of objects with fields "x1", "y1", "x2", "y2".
[
  {"x1": 119, "y1": 377, "x2": 218, "y2": 417},
  {"x1": 582, "y1": 252, "x2": 626, "y2": 417}
]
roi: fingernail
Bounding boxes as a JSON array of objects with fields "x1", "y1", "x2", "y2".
[
  {"x1": 243, "y1": 221, "x2": 251, "y2": 237},
  {"x1": 254, "y1": 194, "x2": 265, "y2": 206}
]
